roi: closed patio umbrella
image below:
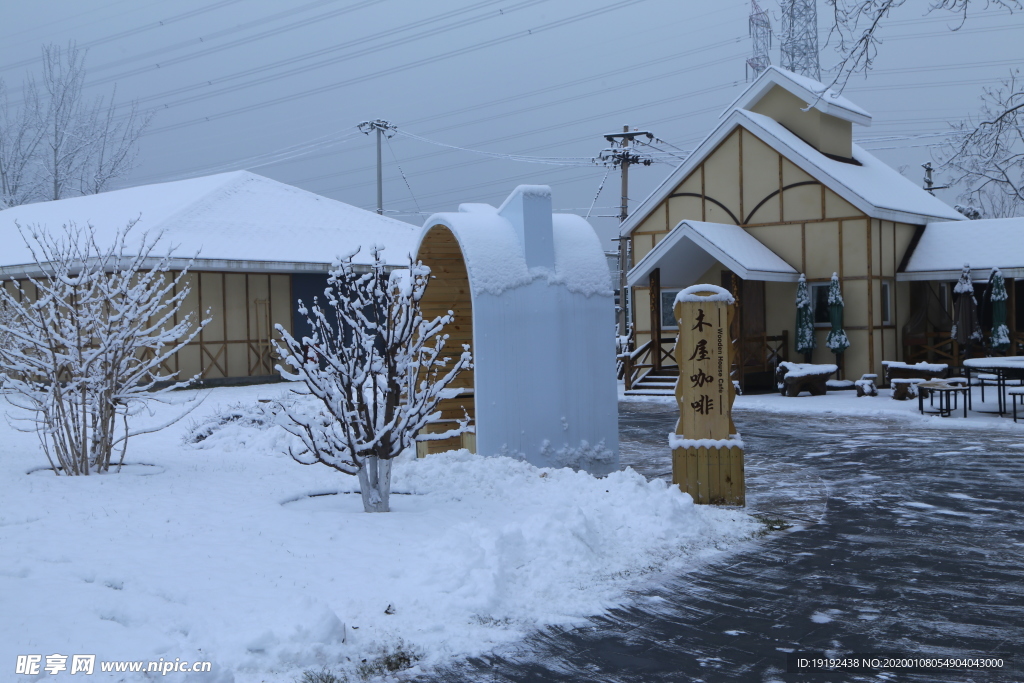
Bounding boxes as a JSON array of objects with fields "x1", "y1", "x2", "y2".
[
  {"x1": 795, "y1": 274, "x2": 816, "y2": 362},
  {"x1": 825, "y1": 273, "x2": 849, "y2": 366},
  {"x1": 952, "y1": 263, "x2": 982, "y2": 350},
  {"x1": 989, "y1": 268, "x2": 1010, "y2": 353}
]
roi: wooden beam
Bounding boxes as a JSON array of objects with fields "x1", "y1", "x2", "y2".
[{"x1": 650, "y1": 268, "x2": 662, "y2": 372}]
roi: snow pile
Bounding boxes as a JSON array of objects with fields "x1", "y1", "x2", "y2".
[{"x1": 0, "y1": 385, "x2": 758, "y2": 683}]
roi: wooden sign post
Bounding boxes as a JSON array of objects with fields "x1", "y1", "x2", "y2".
[{"x1": 671, "y1": 284, "x2": 744, "y2": 505}]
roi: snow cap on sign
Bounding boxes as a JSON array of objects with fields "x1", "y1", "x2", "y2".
[{"x1": 675, "y1": 284, "x2": 735, "y2": 304}]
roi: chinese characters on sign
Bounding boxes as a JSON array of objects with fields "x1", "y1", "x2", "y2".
[{"x1": 675, "y1": 299, "x2": 730, "y2": 441}]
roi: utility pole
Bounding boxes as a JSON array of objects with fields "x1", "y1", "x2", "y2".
[
  {"x1": 358, "y1": 119, "x2": 395, "y2": 214},
  {"x1": 921, "y1": 162, "x2": 950, "y2": 196},
  {"x1": 599, "y1": 126, "x2": 654, "y2": 337}
]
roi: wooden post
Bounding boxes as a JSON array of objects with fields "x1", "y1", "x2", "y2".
[
  {"x1": 1009, "y1": 278, "x2": 1017, "y2": 356},
  {"x1": 650, "y1": 268, "x2": 662, "y2": 372},
  {"x1": 671, "y1": 285, "x2": 744, "y2": 506}
]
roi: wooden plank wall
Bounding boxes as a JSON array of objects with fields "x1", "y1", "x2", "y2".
[{"x1": 417, "y1": 226, "x2": 476, "y2": 454}]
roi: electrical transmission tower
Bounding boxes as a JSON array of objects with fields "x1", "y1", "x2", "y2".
[
  {"x1": 746, "y1": 0, "x2": 772, "y2": 80},
  {"x1": 779, "y1": 0, "x2": 820, "y2": 81}
]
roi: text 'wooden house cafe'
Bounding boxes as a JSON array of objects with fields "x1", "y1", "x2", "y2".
[{"x1": 619, "y1": 66, "x2": 1024, "y2": 394}]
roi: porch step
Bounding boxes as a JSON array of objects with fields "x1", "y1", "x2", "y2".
[{"x1": 625, "y1": 367, "x2": 680, "y2": 396}]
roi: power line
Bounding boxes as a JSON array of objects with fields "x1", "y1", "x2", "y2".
[
  {"x1": 141, "y1": 0, "x2": 649, "y2": 136},
  {"x1": 0, "y1": 0, "x2": 249, "y2": 75}
]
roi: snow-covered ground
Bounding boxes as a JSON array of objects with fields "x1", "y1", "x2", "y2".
[
  {"x1": 624, "y1": 382, "x2": 1024, "y2": 433},
  {"x1": 0, "y1": 384, "x2": 759, "y2": 683}
]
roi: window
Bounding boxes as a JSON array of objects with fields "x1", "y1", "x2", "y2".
[
  {"x1": 811, "y1": 283, "x2": 831, "y2": 326},
  {"x1": 880, "y1": 280, "x2": 892, "y2": 325},
  {"x1": 661, "y1": 289, "x2": 680, "y2": 328},
  {"x1": 938, "y1": 282, "x2": 950, "y2": 315}
]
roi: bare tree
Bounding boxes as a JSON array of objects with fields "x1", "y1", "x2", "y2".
[
  {"x1": 824, "y1": 0, "x2": 1020, "y2": 94},
  {"x1": 939, "y1": 71, "x2": 1024, "y2": 218},
  {"x1": 0, "y1": 221, "x2": 209, "y2": 475},
  {"x1": 275, "y1": 249, "x2": 472, "y2": 513},
  {"x1": 0, "y1": 77, "x2": 42, "y2": 208},
  {"x1": 36, "y1": 43, "x2": 151, "y2": 200}
]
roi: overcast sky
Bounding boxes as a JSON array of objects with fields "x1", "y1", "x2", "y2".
[{"x1": 2, "y1": 0, "x2": 1021, "y2": 248}]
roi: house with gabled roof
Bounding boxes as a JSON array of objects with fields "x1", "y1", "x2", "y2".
[
  {"x1": 0, "y1": 171, "x2": 418, "y2": 384},
  {"x1": 620, "y1": 65, "x2": 975, "y2": 391}
]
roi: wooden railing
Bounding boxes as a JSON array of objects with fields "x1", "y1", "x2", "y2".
[
  {"x1": 620, "y1": 337, "x2": 675, "y2": 391},
  {"x1": 622, "y1": 332, "x2": 789, "y2": 390},
  {"x1": 904, "y1": 332, "x2": 958, "y2": 365}
]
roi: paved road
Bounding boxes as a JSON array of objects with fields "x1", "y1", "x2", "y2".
[{"x1": 418, "y1": 401, "x2": 1024, "y2": 682}]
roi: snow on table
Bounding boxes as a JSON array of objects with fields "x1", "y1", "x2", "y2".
[
  {"x1": 0, "y1": 385, "x2": 758, "y2": 683},
  {"x1": 777, "y1": 362, "x2": 838, "y2": 378}
]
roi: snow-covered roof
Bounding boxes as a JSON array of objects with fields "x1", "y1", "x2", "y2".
[
  {"x1": 900, "y1": 217, "x2": 1024, "y2": 281},
  {"x1": 723, "y1": 65, "x2": 872, "y2": 126},
  {"x1": 620, "y1": 109, "x2": 964, "y2": 237},
  {"x1": 0, "y1": 171, "x2": 418, "y2": 274},
  {"x1": 627, "y1": 220, "x2": 799, "y2": 288},
  {"x1": 422, "y1": 188, "x2": 612, "y2": 297}
]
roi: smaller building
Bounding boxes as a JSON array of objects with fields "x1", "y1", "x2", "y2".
[
  {"x1": 899, "y1": 218, "x2": 1024, "y2": 359},
  {"x1": 0, "y1": 171, "x2": 418, "y2": 383},
  {"x1": 415, "y1": 185, "x2": 619, "y2": 474}
]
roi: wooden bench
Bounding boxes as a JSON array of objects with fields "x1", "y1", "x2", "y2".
[
  {"x1": 882, "y1": 361, "x2": 948, "y2": 386},
  {"x1": 1010, "y1": 387, "x2": 1024, "y2": 423},
  {"x1": 776, "y1": 362, "x2": 838, "y2": 397}
]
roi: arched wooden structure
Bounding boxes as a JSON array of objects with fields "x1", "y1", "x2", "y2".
[
  {"x1": 413, "y1": 185, "x2": 620, "y2": 475},
  {"x1": 417, "y1": 225, "x2": 476, "y2": 455}
]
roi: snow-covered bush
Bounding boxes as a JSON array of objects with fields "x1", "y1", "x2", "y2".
[
  {"x1": 274, "y1": 248, "x2": 472, "y2": 513},
  {"x1": 0, "y1": 221, "x2": 208, "y2": 475}
]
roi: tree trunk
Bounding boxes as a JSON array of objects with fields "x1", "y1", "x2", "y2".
[{"x1": 357, "y1": 456, "x2": 391, "y2": 513}]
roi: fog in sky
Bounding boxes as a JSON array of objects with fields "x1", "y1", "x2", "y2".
[{"x1": 2, "y1": 0, "x2": 1022, "y2": 247}]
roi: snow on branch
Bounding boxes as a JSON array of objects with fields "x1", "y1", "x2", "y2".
[
  {"x1": 274, "y1": 247, "x2": 473, "y2": 513},
  {"x1": 0, "y1": 220, "x2": 209, "y2": 475}
]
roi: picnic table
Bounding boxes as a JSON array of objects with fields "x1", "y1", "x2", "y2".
[
  {"x1": 917, "y1": 380, "x2": 969, "y2": 418},
  {"x1": 776, "y1": 362, "x2": 837, "y2": 397},
  {"x1": 962, "y1": 356, "x2": 1024, "y2": 415}
]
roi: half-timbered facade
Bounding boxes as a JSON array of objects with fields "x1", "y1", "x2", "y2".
[{"x1": 619, "y1": 67, "x2": 965, "y2": 389}]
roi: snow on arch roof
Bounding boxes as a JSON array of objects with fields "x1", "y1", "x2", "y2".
[
  {"x1": 723, "y1": 65, "x2": 872, "y2": 126},
  {"x1": 417, "y1": 185, "x2": 613, "y2": 298},
  {"x1": 0, "y1": 171, "x2": 418, "y2": 275},
  {"x1": 619, "y1": 108, "x2": 965, "y2": 238}
]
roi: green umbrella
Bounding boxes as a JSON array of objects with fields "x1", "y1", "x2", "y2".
[
  {"x1": 825, "y1": 273, "x2": 849, "y2": 358},
  {"x1": 989, "y1": 268, "x2": 1010, "y2": 353},
  {"x1": 795, "y1": 273, "x2": 816, "y2": 362}
]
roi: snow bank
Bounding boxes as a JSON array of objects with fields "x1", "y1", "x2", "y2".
[{"x1": 0, "y1": 385, "x2": 758, "y2": 683}]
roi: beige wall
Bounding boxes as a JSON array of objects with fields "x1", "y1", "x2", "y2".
[
  {"x1": 178, "y1": 271, "x2": 291, "y2": 380},
  {"x1": 749, "y1": 85, "x2": 853, "y2": 159},
  {"x1": 626, "y1": 122, "x2": 923, "y2": 380},
  {"x1": 5, "y1": 270, "x2": 294, "y2": 383}
]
